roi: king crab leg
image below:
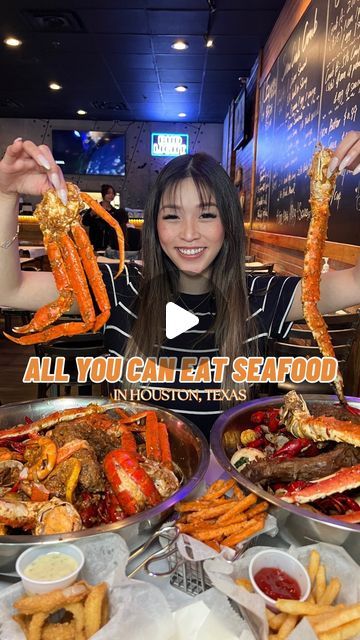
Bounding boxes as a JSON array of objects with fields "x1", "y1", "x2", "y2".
[
  {"x1": 0, "y1": 404, "x2": 108, "y2": 443},
  {"x1": 281, "y1": 463, "x2": 360, "y2": 504},
  {"x1": 303, "y1": 147, "x2": 360, "y2": 416}
]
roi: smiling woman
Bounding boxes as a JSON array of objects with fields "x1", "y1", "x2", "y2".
[{"x1": 157, "y1": 177, "x2": 225, "y2": 284}]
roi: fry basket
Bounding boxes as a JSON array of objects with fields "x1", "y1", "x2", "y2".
[
  {"x1": 160, "y1": 528, "x2": 248, "y2": 597},
  {"x1": 127, "y1": 525, "x2": 259, "y2": 597}
]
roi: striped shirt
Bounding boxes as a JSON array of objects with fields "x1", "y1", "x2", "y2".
[{"x1": 101, "y1": 263, "x2": 300, "y2": 438}]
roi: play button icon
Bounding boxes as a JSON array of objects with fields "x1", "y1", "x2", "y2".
[{"x1": 165, "y1": 302, "x2": 199, "y2": 339}]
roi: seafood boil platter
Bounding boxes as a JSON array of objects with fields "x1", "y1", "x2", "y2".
[
  {"x1": 211, "y1": 393, "x2": 360, "y2": 550},
  {"x1": 0, "y1": 397, "x2": 209, "y2": 570}
]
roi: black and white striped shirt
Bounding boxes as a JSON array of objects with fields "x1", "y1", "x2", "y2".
[{"x1": 101, "y1": 264, "x2": 300, "y2": 438}]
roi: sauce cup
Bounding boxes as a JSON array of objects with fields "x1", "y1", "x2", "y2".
[
  {"x1": 16, "y1": 543, "x2": 84, "y2": 594},
  {"x1": 248, "y1": 548, "x2": 311, "y2": 611}
]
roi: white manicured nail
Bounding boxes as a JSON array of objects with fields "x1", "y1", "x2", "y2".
[
  {"x1": 37, "y1": 154, "x2": 51, "y2": 170},
  {"x1": 339, "y1": 154, "x2": 352, "y2": 172},
  {"x1": 327, "y1": 156, "x2": 339, "y2": 178},
  {"x1": 50, "y1": 172, "x2": 61, "y2": 190},
  {"x1": 14, "y1": 137, "x2": 22, "y2": 143},
  {"x1": 59, "y1": 189, "x2": 68, "y2": 206},
  {"x1": 353, "y1": 163, "x2": 360, "y2": 176}
]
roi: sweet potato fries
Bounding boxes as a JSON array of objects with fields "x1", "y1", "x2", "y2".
[{"x1": 175, "y1": 479, "x2": 268, "y2": 551}]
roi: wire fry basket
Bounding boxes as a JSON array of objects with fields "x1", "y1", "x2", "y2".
[
  {"x1": 168, "y1": 546, "x2": 213, "y2": 596},
  {"x1": 165, "y1": 530, "x2": 261, "y2": 597}
]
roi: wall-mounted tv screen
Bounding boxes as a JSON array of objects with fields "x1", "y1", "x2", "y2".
[{"x1": 52, "y1": 130, "x2": 125, "y2": 176}]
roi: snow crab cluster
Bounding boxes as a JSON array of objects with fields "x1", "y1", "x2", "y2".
[
  {"x1": 4, "y1": 184, "x2": 124, "y2": 345},
  {"x1": 0, "y1": 404, "x2": 180, "y2": 535},
  {"x1": 231, "y1": 392, "x2": 360, "y2": 524}
]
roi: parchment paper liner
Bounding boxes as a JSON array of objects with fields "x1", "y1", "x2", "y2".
[{"x1": 203, "y1": 542, "x2": 360, "y2": 640}]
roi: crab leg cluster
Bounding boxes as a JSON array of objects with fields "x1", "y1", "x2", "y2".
[{"x1": 4, "y1": 184, "x2": 124, "y2": 345}]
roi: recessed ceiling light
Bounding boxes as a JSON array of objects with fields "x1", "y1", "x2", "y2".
[
  {"x1": 175, "y1": 85, "x2": 188, "y2": 93},
  {"x1": 206, "y1": 38, "x2": 214, "y2": 48},
  {"x1": 49, "y1": 82, "x2": 62, "y2": 91},
  {"x1": 178, "y1": 112, "x2": 187, "y2": 118},
  {"x1": 171, "y1": 40, "x2": 188, "y2": 51},
  {"x1": 77, "y1": 109, "x2": 87, "y2": 115},
  {"x1": 4, "y1": 37, "x2": 22, "y2": 47}
]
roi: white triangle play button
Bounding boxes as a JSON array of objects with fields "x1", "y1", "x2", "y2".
[{"x1": 165, "y1": 302, "x2": 199, "y2": 339}]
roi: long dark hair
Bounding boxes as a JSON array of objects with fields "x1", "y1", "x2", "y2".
[{"x1": 125, "y1": 153, "x2": 256, "y2": 402}]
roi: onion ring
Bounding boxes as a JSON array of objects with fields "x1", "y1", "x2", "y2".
[
  {"x1": 14, "y1": 581, "x2": 89, "y2": 615},
  {"x1": 41, "y1": 620, "x2": 77, "y2": 640}
]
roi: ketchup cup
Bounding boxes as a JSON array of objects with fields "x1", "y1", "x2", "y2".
[{"x1": 248, "y1": 549, "x2": 311, "y2": 612}]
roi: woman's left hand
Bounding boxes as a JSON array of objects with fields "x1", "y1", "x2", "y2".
[{"x1": 328, "y1": 130, "x2": 360, "y2": 176}]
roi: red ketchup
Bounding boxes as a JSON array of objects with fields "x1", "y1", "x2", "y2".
[{"x1": 254, "y1": 567, "x2": 301, "y2": 600}]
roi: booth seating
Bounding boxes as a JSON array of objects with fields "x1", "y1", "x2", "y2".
[
  {"x1": 269, "y1": 311, "x2": 360, "y2": 396},
  {"x1": 35, "y1": 331, "x2": 108, "y2": 398}
]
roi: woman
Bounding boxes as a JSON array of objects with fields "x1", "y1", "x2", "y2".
[{"x1": 0, "y1": 135, "x2": 359, "y2": 437}]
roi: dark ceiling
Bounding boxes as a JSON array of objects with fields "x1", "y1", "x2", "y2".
[{"x1": 0, "y1": 0, "x2": 286, "y2": 123}]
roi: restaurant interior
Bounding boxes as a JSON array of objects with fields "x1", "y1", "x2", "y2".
[
  {"x1": 0, "y1": 2, "x2": 360, "y2": 638},
  {"x1": 1, "y1": 0, "x2": 359, "y2": 403}
]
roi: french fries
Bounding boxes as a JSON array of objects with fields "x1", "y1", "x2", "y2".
[
  {"x1": 263, "y1": 549, "x2": 360, "y2": 640},
  {"x1": 175, "y1": 479, "x2": 269, "y2": 550}
]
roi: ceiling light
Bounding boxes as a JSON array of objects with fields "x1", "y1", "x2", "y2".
[
  {"x1": 175, "y1": 85, "x2": 188, "y2": 93},
  {"x1": 4, "y1": 37, "x2": 22, "y2": 47},
  {"x1": 178, "y1": 112, "x2": 187, "y2": 118},
  {"x1": 77, "y1": 109, "x2": 87, "y2": 115},
  {"x1": 49, "y1": 82, "x2": 62, "y2": 91},
  {"x1": 171, "y1": 40, "x2": 188, "y2": 51},
  {"x1": 205, "y1": 37, "x2": 214, "y2": 48}
]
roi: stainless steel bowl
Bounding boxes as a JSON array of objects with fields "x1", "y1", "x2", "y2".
[
  {"x1": 0, "y1": 397, "x2": 209, "y2": 570},
  {"x1": 210, "y1": 395, "x2": 360, "y2": 548}
]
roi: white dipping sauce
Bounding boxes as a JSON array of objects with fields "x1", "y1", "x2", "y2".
[{"x1": 24, "y1": 552, "x2": 78, "y2": 581}]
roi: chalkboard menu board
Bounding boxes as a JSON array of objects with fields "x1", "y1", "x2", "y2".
[{"x1": 253, "y1": 0, "x2": 360, "y2": 245}]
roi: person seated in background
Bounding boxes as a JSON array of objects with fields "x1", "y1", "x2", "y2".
[{"x1": 82, "y1": 183, "x2": 118, "y2": 251}]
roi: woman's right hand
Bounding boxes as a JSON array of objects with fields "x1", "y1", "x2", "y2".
[{"x1": 0, "y1": 138, "x2": 67, "y2": 204}]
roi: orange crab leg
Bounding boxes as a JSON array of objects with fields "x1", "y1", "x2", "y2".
[
  {"x1": 119, "y1": 427, "x2": 138, "y2": 455},
  {"x1": 5, "y1": 234, "x2": 95, "y2": 345},
  {"x1": 80, "y1": 192, "x2": 125, "y2": 277},
  {"x1": 56, "y1": 439, "x2": 91, "y2": 465},
  {"x1": 302, "y1": 147, "x2": 344, "y2": 403},
  {"x1": 145, "y1": 411, "x2": 162, "y2": 461},
  {"x1": 158, "y1": 422, "x2": 172, "y2": 468},
  {"x1": 14, "y1": 241, "x2": 73, "y2": 334},
  {"x1": 0, "y1": 404, "x2": 107, "y2": 443},
  {"x1": 71, "y1": 222, "x2": 111, "y2": 331}
]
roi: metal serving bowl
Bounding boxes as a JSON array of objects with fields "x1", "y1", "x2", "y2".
[
  {"x1": 211, "y1": 395, "x2": 360, "y2": 549},
  {"x1": 0, "y1": 397, "x2": 209, "y2": 570}
]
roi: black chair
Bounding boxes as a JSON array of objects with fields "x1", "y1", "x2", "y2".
[
  {"x1": 269, "y1": 311, "x2": 360, "y2": 395},
  {"x1": 35, "y1": 332, "x2": 108, "y2": 398},
  {"x1": 0, "y1": 308, "x2": 32, "y2": 334}
]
